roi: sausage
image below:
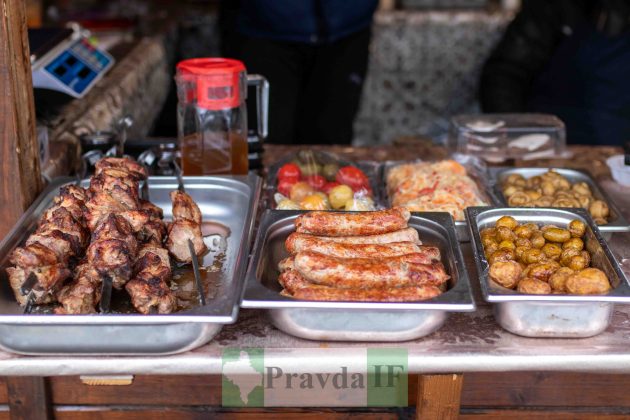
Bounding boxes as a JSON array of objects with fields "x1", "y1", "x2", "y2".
[
  {"x1": 279, "y1": 270, "x2": 442, "y2": 302},
  {"x1": 293, "y1": 251, "x2": 449, "y2": 289},
  {"x1": 285, "y1": 228, "x2": 421, "y2": 253},
  {"x1": 284, "y1": 234, "x2": 435, "y2": 258},
  {"x1": 294, "y1": 207, "x2": 411, "y2": 237},
  {"x1": 279, "y1": 246, "x2": 441, "y2": 272}
]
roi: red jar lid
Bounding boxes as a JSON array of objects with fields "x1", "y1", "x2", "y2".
[{"x1": 176, "y1": 58, "x2": 246, "y2": 110}]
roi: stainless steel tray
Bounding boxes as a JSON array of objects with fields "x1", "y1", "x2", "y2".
[
  {"x1": 241, "y1": 210, "x2": 475, "y2": 341},
  {"x1": 489, "y1": 167, "x2": 630, "y2": 233},
  {"x1": 380, "y1": 154, "x2": 499, "y2": 242},
  {"x1": 0, "y1": 174, "x2": 261, "y2": 355},
  {"x1": 466, "y1": 207, "x2": 630, "y2": 338}
]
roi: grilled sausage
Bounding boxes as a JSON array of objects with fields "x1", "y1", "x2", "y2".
[
  {"x1": 294, "y1": 207, "x2": 411, "y2": 237},
  {"x1": 279, "y1": 270, "x2": 442, "y2": 302},
  {"x1": 284, "y1": 234, "x2": 436, "y2": 259},
  {"x1": 285, "y1": 228, "x2": 421, "y2": 253},
  {"x1": 279, "y1": 246, "x2": 441, "y2": 272},
  {"x1": 293, "y1": 251, "x2": 449, "y2": 289}
]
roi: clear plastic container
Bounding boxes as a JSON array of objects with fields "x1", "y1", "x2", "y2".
[
  {"x1": 175, "y1": 58, "x2": 268, "y2": 175},
  {"x1": 448, "y1": 113, "x2": 568, "y2": 162}
]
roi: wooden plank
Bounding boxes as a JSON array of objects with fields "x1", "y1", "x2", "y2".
[
  {"x1": 49, "y1": 376, "x2": 223, "y2": 406},
  {"x1": 460, "y1": 408, "x2": 630, "y2": 419},
  {"x1": 416, "y1": 374, "x2": 463, "y2": 420},
  {"x1": 460, "y1": 372, "x2": 630, "y2": 408},
  {"x1": 52, "y1": 406, "x2": 403, "y2": 420},
  {"x1": 0, "y1": 0, "x2": 42, "y2": 240},
  {"x1": 6, "y1": 377, "x2": 51, "y2": 420}
]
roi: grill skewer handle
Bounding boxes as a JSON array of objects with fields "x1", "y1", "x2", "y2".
[
  {"x1": 20, "y1": 272, "x2": 38, "y2": 296},
  {"x1": 99, "y1": 274, "x2": 113, "y2": 314},
  {"x1": 23, "y1": 292, "x2": 35, "y2": 315},
  {"x1": 188, "y1": 239, "x2": 206, "y2": 306}
]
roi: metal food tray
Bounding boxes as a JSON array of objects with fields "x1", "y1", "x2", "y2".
[
  {"x1": 489, "y1": 167, "x2": 630, "y2": 234},
  {"x1": 241, "y1": 210, "x2": 475, "y2": 342},
  {"x1": 380, "y1": 154, "x2": 499, "y2": 242},
  {"x1": 466, "y1": 207, "x2": 630, "y2": 338},
  {"x1": 265, "y1": 151, "x2": 382, "y2": 209},
  {"x1": 0, "y1": 175, "x2": 261, "y2": 355}
]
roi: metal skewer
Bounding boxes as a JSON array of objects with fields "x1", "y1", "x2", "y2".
[
  {"x1": 188, "y1": 239, "x2": 206, "y2": 306},
  {"x1": 99, "y1": 274, "x2": 113, "y2": 314},
  {"x1": 172, "y1": 160, "x2": 185, "y2": 192},
  {"x1": 21, "y1": 272, "x2": 38, "y2": 315}
]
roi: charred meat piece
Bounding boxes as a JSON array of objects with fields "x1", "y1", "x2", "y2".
[
  {"x1": 10, "y1": 243, "x2": 59, "y2": 267},
  {"x1": 26, "y1": 229, "x2": 82, "y2": 264},
  {"x1": 7, "y1": 264, "x2": 71, "y2": 304},
  {"x1": 86, "y1": 239, "x2": 134, "y2": 289},
  {"x1": 170, "y1": 191, "x2": 202, "y2": 225},
  {"x1": 56, "y1": 264, "x2": 102, "y2": 314},
  {"x1": 126, "y1": 252, "x2": 175, "y2": 314},
  {"x1": 91, "y1": 214, "x2": 138, "y2": 256},
  {"x1": 139, "y1": 219, "x2": 167, "y2": 245},
  {"x1": 95, "y1": 157, "x2": 148, "y2": 181},
  {"x1": 140, "y1": 199, "x2": 163, "y2": 220},
  {"x1": 166, "y1": 219, "x2": 207, "y2": 263}
]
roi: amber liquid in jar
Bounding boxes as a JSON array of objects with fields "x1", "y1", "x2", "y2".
[{"x1": 181, "y1": 132, "x2": 248, "y2": 175}]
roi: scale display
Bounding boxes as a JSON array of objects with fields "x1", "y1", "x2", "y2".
[{"x1": 32, "y1": 35, "x2": 114, "y2": 98}]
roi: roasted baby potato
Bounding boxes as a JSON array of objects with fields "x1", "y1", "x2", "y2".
[
  {"x1": 488, "y1": 249, "x2": 516, "y2": 264},
  {"x1": 526, "y1": 261, "x2": 561, "y2": 282},
  {"x1": 505, "y1": 174, "x2": 526, "y2": 187},
  {"x1": 508, "y1": 192, "x2": 530, "y2": 206},
  {"x1": 565, "y1": 268, "x2": 611, "y2": 295},
  {"x1": 480, "y1": 227, "x2": 497, "y2": 240},
  {"x1": 590, "y1": 200, "x2": 609, "y2": 219},
  {"x1": 496, "y1": 216, "x2": 518, "y2": 230},
  {"x1": 531, "y1": 232, "x2": 546, "y2": 249},
  {"x1": 543, "y1": 227, "x2": 571, "y2": 243},
  {"x1": 514, "y1": 225, "x2": 534, "y2": 239},
  {"x1": 517, "y1": 277, "x2": 552, "y2": 295},
  {"x1": 542, "y1": 243, "x2": 562, "y2": 260},
  {"x1": 562, "y1": 237, "x2": 584, "y2": 251},
  {"x1": 560, "y1": 248, "x2": 582, "y2": 266},
  {"x1": 484, "y1": 243, "x2": 499, "y2": 258},
  {"x1": 498, "y1": 240, "x2": 516, "y2": 251},
  {"x1": 522, "y1": 248, "x2": 545, "y2": 264},
  {"x1": 496, "y1": 226, "x2": 516, "y2": 242},
  {"x1": 568, "y1": 219, "x2": 586, "y2": 238},
  {"x1": 482, "y1": 236, "x2": 498, "y2": 248},
  {"x1": 549, "y1": 267, "x2": 575, "y2": 292},
  {"x1": 515, "y1": 237, "x2": 532, "y2": 248},
  {"x1": 567, "y1": 254, "x2": 589, "y2": 271},
  {"x1": 489, "y1": 261, "x2": 522, "y2": 289}
]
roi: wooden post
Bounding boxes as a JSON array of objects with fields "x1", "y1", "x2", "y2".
[
  {"x1": 416, "y1": 374, "x2": 464, "y2": 420},
  {"x1": 0, "y1": 0, "x2": 43, "y2": 239},
  {"x1": 6, "y1": 377, "x2": 52, "y2": 420}
]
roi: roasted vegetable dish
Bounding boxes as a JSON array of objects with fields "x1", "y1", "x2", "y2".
[
  {"x1": 481, "y1": 216, "x2": 611, "y2": 295},
  {"x1": 501, "y1": 170, "x2": 610, "y2": 224},
  {"x1": 273, "y1": 150, "x2": 375, "y2": 211}
]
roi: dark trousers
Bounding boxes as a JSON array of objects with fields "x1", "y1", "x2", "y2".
[{"x1": 233, "y1": 29, "x2": 371, "y2": 145}]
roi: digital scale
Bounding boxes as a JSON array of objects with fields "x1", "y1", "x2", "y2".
[{"x1": 29, "y1": 27, "x2": 114, "y2": 99}]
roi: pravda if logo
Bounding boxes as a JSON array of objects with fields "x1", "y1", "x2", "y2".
[{"x1": 221, "y1": 348, "x2": 408, "y2": 407}]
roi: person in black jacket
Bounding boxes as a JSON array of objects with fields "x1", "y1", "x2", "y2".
[
  {"x1": 480, "y1": 0, "x2": 630, "y2": 146},
  {"x1": 221, "y1": 0, "x2": 378, "y2": 145}
]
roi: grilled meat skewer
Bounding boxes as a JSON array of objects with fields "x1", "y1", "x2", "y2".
[
  {"x1": 166, "y1": 191, "x2": 207, "y2": 263},
  {"x1": 7, "y1": 185, "x2": 88, "y2": 305}
]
